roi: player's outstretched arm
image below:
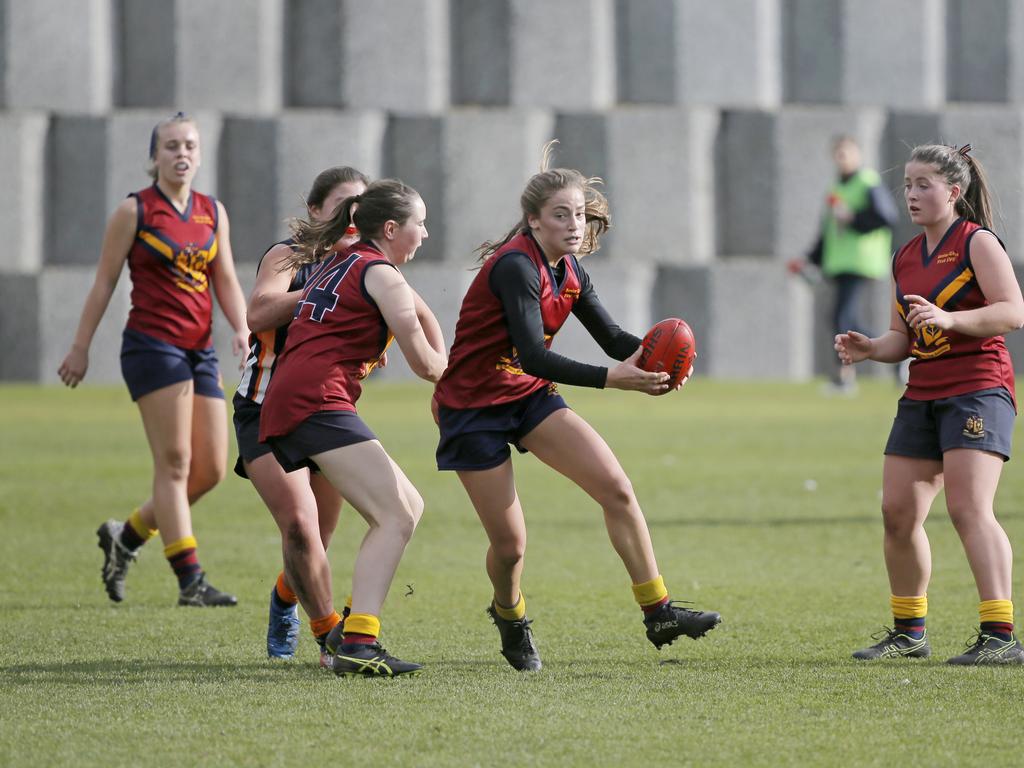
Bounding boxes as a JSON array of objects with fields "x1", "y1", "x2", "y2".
[
  {"x1": 366, "y1": 265, "x2": 447, "y2": 382},
  {"x1": 246, "y1": 243, "x2": 303, "y2": 333},
  {"x1": 58, "y1": 199, "x2": 136, "y2": 387}
]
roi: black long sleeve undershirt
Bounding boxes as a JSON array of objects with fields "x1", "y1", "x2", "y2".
[{"x1": 489, "y1": 253, "x2": 642, "y2": 389}]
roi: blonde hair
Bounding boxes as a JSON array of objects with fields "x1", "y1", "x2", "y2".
[
  {"x1": 909, "y1": 144, "x2": 995, "y2": 230},
  {"x1": 476, "y1": 140, "x2": 611, "y2": 261}
]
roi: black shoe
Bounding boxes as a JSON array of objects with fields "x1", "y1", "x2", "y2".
[
  {"x1": 332, "y1": 642, "x2": 422, "y2": 677},
  {"x1": 643, "y1": 600, "x2": 721, "y2": 649},
  {"x1": 487, "y1": 604, "x2": 542, "y2": 671},
  {"x1": 852, "y1": 627, "x2": 931, "y2": 660},
  {"x1": 946, "y1": 631, "x2": 1024, "y2": 665},
  {"x1": 96, "y1": 519, "x2": 136, "y2": 603},
  {"x1": 177, "y1": 573, "x2": 238, "y2": 607}
]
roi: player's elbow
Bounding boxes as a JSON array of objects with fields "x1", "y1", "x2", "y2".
[{"x1": 411, "y1": 352, "x2": 447, "y2": 383}]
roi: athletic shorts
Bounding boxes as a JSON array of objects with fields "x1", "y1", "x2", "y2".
[
  {"x1": 120, "y1": 327, "x2": 223, "y2": 402},
  {"x1": 436, "y1": 386, "x2": 569, "y2": 471},
  {"x1": 232, "y1": 392, "x2": 271, "y2": 479},
  {"x1": 265, "y1": 410, "x2": 377, "y2": 474},
  {"x1": 884, "y1": 387, "x2": 1015, "y2": 462}
]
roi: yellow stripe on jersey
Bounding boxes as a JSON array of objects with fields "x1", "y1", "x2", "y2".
[
  {"x1": 138, "y1": 230, "x2": 175, "y2": 261},
  {"x1": 934, "y1": 267, "x2": 974, "y2": 309}
]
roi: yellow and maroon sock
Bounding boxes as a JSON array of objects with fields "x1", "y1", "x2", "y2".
[
  {"x1": 120, "y1": 508, "x2": 156, "y2": 552},
  {"x1": 492, "y1": 593, "x2": 526, "y2": 621},
  {"x1": 632, "y1": 575, "x2": 670, "y2": 616},
  {"x1": 164, "y1": 536, "x2": 202, "y2": 590},
  {"x1": 979, "y1": 599, "x2": 1014, "y2": 640},
  {"x1": 274, "y1": 572, "x2": 298, "y2": 606},
  {"x1": 891, "y1": 595, "x2": 927, "y2": 639},
  {"x1": 342, "y1": 613, "x2": 381, "y2": 646}
]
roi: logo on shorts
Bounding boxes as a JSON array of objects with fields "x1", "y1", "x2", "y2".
[
  {"x1": 963, "y1": 414, "x2": 985, "y2": 439},
  {"x1": 547, "y1": 382, "x2": 559, "y2": 395}
]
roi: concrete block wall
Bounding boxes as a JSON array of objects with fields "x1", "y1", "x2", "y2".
[{"x1": 6, "y1": 0, "x2": 1024, "y2": 384}]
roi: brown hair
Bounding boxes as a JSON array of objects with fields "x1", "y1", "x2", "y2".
[
  {"x1": 284, "y1": 179, "x2": 421, "y2": 270},
  {"x1": 908, "y1": 144, "x2": 995, "y2": 230},
  {"x1": 146, "y1": 112, "x2": 197, "y2": 180},
  {"x1": 476, "y1": 140, "x2": 610, "y2": 261},
  {"x1": 305, "y1": 166, "x2": 370, "y2": 208}
]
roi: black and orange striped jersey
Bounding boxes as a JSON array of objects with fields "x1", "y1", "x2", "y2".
[
  {"x1": 435, "y1": 230, "x2": 589, "y2": 410},
  {"x1": 125, "y1": 184, "x2": 219, "y2": 349},
  {"x1": 235, "y1": 240, "x2": 321, "y2": 405},
  {"x1": 259, "y1": 241, "x2": 394, "y2": 441},
  {"x1": 895, "y1": 217, "x2": 1016, "y2": 403}
]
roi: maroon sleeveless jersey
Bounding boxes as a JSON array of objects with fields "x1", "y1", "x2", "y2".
[
  {"x1": 125, "y1": 185, "x2": 220, "y2": 349},
  {"x1": 435, "y1": 230, "x2": 583, "y2": 409},
  {"x1": 894, "y1": 218, "x2": 1015, "y2": 403},
  {"x1": 259, "y1": 243, "x2": 394, "y2": 440}
]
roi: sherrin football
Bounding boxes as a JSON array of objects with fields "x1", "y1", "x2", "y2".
[{"x1": 637, "y1": 318, "x2": 696, "y2": 393}]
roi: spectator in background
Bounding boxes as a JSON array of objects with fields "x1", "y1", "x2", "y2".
[{"x1": 791, "y1": 135, "x2": 899, "y2": 393}]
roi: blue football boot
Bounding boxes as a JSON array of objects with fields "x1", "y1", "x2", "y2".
[{"x1": 267, "y1": 587, "x2": 301, "y2": 659}]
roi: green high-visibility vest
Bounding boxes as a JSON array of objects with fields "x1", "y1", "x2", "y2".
[{"x1": 821, "y1": 168, "x2": 892, "y2": 279}]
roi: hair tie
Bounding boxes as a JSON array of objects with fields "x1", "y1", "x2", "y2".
[{"x1": 957, "y1": 143, "x2": 972, "y2": 158}]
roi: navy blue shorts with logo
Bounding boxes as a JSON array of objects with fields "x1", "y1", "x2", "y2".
[
  {"x1": 884, "y1": 387, "x2": 1015, "y2": 462},
  {"x1": 436, "y1": 386, "x2": 569, "y2": 471},
  {"x1": 266, "y1": 410, "x2": 378, "y2": 474},
  {"x1": 120, "y1": 327, "x2": 223, "y2": 402},
  {"x1": 232, "y1": 392, "x2": 272, "y2": 479}
]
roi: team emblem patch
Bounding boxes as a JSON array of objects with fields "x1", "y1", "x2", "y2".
[{"x1": 963, "y1": 414, "x2": 985, "y2": 439}]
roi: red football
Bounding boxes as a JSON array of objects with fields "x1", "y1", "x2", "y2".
[{"x1": 637, "y1": 318, "x2": 697, "y2": 393}]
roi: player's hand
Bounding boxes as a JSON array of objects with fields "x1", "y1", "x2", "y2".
[
  {"x1": 606, "y1": 347, "x2": 670, "y2": 395},
  {"x1": 231, "y1": 329, "x2": 248, "y2": 368},
  {"x1": 834, "y1": 331, "x2": 873, "y2": 365},
  {"x1": 904, "y1": 294, "x2": 953, "y2": 331},
  {"x1": 673, "y1": 363, "x2": 695, "y2": 391},
  {"x1": 379, "y1": 351, "x2": 388, "y2": 369},
  {"x1": 58, "y1": 345, "x2": 89, "y2": 388}
]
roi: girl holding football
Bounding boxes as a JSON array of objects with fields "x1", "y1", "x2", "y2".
[
  {"x1": 433, "y1": 142, "x2": 721, "y2": 671},
  {"x1": 59, "y1": 112, "x2": 248, "y2": 607},
  {"x1": 233, "y1": 166, "x2": 368, "y2": 664},
  {"x1": 837, "y1": 144, "x2": 1024, "y2": 665},
  {"x1": 259, "y1": 179, "x2": 446, "y2": 677}
]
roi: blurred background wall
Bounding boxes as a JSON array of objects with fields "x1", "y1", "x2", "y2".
[{"x1": 2, "y1": 0, "x2": 1024, "y2": 384}]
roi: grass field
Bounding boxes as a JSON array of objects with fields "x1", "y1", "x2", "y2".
[{"x1": 2, "y1": 379, "x2": 1023, "y2": 767}]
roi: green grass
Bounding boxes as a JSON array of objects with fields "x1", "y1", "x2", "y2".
[{"x1": 2, "y1": 379, "x2": 1023, "y2": 767}]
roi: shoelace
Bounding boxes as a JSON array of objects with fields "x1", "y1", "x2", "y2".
[
  {"x1": 960, "y1": 631, "x2": 990, "y2": 651},
  {"x1": 510, "y1": 619, "x2": 537, "y2": 652},
  {"x1": 663, "y1": 600, "x2": 703, "y2": 617},
  {"x1": 868, "y1": 626, "x2": 899, "y2": 644}
]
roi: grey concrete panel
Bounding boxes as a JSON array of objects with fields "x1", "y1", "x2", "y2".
[
  {"x1": 782, "y1": 0, "x2": 842, "y2": 103},
  {"x1": 121, "y1": 0, "x2": 283, "y2": 113},
  {"x1": 441, "y1": 109, "x2": 555, "y2": 263},
  {"x1": 1, "y1": 0, "x2": 112, "y2": 111},
  {"x1": 211, "y1": 264, "x2": 257, "y2": 390},
  {"x1": 39, "y1": 267, "x2": 132, "y2": 386},
  {"x1": 340, "y1": 0, "x2": 449, "y2": 112},
  {"x1": 386, "y1": 117, "x2": 446, "y2": 261},
  {"x1": 0, "y1": 113, "x2": 47, "y2": 273},
  {"x1": 551, "y1": 261, "x2": 657, "y2": 367},
  {"x1": 946, "y1": 0, "x2": 1012, "y2": 102},
  {"x1": 885, "y1": 107, "x2": 1024, "y2": 259},
  {"x1": 719, "y1": 107, "x2": 889, "y2": 259},
  {"x1": 219, "y1": 111, "x2": 386, "y2": 267},
  {"x1": 509, "y1": 0, "x2": 615, "y2": 109},
  {"x1": 285, "y1": 0, "x2": 343, "y2": 107},
  {"x1": 810, "y1": 272, "x2": 894, "y2": 380},
  {"x1": 843, "y1": 0, "x2": 944, "y2": 107},
  {"x1": 615, "y1": 0, "x2": 679, "y2": 104},
  {"x1": 677, "y1": 0, "x2": 781, "y2": 107},
  {"x1": 49, "y1": 111, "x2": 223, "y2": 266},
  {"x1": 450, "y1": 0, "x2": 510, "y2": 105},
  {"x1": 705, "y1": 259, "x2": 813, "y2": 379},
  {"x1": 0, "y1": 274, "x2": 40, "y2": 380},
  {"x1": 557, "y1": 107, "x2": 719, "y2": 264}
]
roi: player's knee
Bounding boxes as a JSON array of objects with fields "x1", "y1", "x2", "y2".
[
  {"x1": 285, "y1": 520, "x2": 317, "y2": 555},
  {"x1": 155, "y1": 446, "x2": 191, "y2": 482},
  {"x1": 493, "y1": 537, "x2": 526, "y2": 568},
  {"x1": 599, "y1": 474, "x2": 636, "y2": 513},
  {"x1": 946, "y1": 502, "x2": 991, "y2": 535},
  {"x1": 188, "y1": 462, "x2": 225, "y2": 500},
  {"x1": 880, "y1": 502, "x2": 917, "y2": 539}
]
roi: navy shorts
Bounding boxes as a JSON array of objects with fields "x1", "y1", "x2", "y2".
[
  {"x1": 884, "y1": 387, "x2": 1015, "y2": 462},
  {"x1": 232, "y1": 393, "x2": 272, "y2": 479},
  {"x1": 266, "y1": 410, "x2": 378, "y2": 474},
  {"x1": 120, "y1": 328, "x2": 223, "y2": 402},
  {"x1": 436, "y1": 386, "x2": 569, "y2": 471}
]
